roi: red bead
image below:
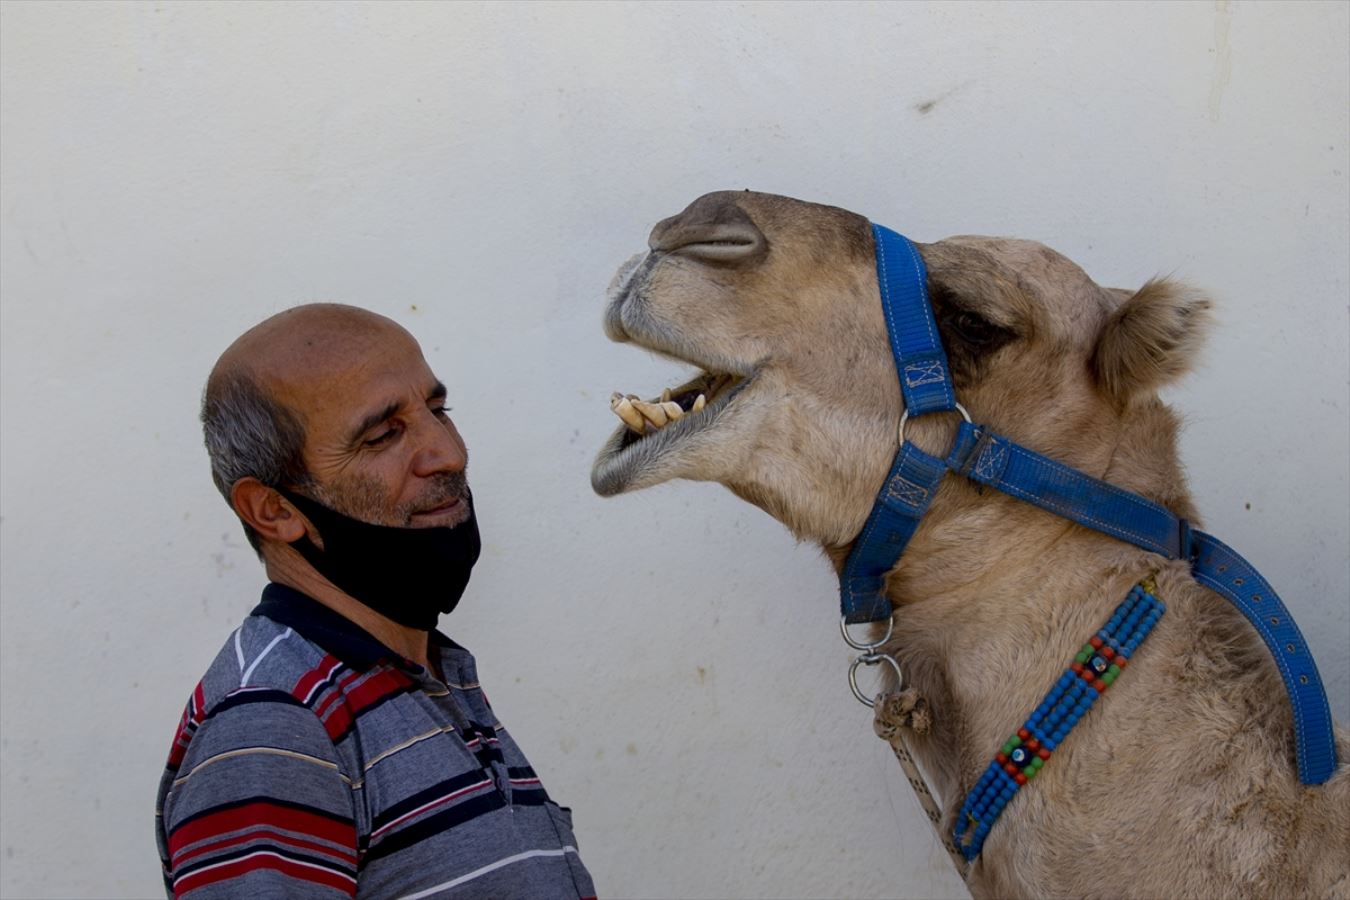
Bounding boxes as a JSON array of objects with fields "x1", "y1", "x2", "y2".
[
  {"x1": 1071, "y1": 662, "x2": 1084, "y2": 674},
  {"x1": 1090, "y1": 636, "x2": 1103, "y2": 649},
  {"x1": 1037, "y1": 748, "x2": 1051, "y2": 760},
  {"x1": 996, "y1": 752, "x2": 1008, "y2": 764},
  {"x1": 1080, "y1": 669, "x2": 1096, "y2": 682},
  {"x1": 1101, "y1": 646, "x2": 1115, "y2": 659},
  {"x1": 1017, "y1": 728, "x2": 1029, "y2": 740},
  {"x1": 1003, "y1": 763, "x2": 1019, "y2": 777},
  {"x1": 1114, "y1": 655, "x2": 1128, "y2": 668},
  {"x1": 1093, "y1": 679, "x2": 1107, "y2": 693},
  {"x1": 1015, "y1": 773, "x2": 1028, "y2": 785},
  {"x1": 1025, "y1": 738, "x2": 1039, "y2": 751}
]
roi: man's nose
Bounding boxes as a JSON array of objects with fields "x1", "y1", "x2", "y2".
[{"x1": 410, "y1": 412, "x2": 467, "y2": 477}]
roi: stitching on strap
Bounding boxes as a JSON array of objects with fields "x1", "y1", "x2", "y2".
[{"x1": 887, "y1": 475, "x2": 929, "y2": 508}]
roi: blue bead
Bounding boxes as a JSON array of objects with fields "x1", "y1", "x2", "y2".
[{"x1": 953, "y1": 582, "x2": 1166, "y2": 864}]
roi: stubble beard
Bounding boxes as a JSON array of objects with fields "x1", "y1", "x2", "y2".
[{"x1": 311, "y1": 469, "x2": 471, "y2": 528}]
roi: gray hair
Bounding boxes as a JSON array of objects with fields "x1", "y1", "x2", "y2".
[{"x1": 201, "y1": 369, "x2": 311, "y2": 553}]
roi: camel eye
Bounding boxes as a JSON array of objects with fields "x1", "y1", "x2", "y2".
[{"x1": 946, "y1": 310, "x2": 1001, "y2": 346}]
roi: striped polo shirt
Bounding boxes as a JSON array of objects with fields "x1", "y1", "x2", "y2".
[{"x1": 155, "y1": 583, "x2": 595, "y2": 898}]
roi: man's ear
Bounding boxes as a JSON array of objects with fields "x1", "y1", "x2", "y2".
[
  {"x1": 1091, "y1": 279, "x2": 1213, "y2": 406},
  {"x1": 231, "y1": 478, "x2": 308, "y2": 544}
]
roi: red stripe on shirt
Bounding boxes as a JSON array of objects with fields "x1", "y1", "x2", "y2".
[
  {"x1": 167, "y1": 683, "x2": 209, "y2": 769},
  {"x1": 319, "y1": 668, "x2": 413, "y2": 742},
  {"x1": 313, "y1": 670, "x2": 364, "y2": 719},
  {"x1": 172, "y1": 823, "x2": 358, "y2": 869},
  {"x1": 169, "y1": 800, "x2": 355, "y2": 859},
  {"x1": 292, "y1": 654, "x2": 343, "y2": 705},
  {"x1": 173, "y1": 850, "x2": 356, "y2": 897}
]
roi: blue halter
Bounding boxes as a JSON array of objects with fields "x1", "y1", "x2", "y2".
[{"x1": 841, "y1": 223, "x2": 1338, "y2": 786}]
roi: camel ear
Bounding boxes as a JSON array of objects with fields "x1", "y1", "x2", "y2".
[{"x1": 1092, "y1": 279, "x2": 1213, "y2": 404}]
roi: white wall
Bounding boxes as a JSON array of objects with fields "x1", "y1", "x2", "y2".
[{"x1": 1, "y1": 2, "x2": 1346, "y2": 897}]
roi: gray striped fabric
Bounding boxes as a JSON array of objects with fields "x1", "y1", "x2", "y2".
[{"x1": 155, "y1": 584, "x2": 596, "y2": 898}]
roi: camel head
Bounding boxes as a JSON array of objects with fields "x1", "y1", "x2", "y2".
[{"x1": 591, "y1": 190, "x2": 1212, "y2": 552}]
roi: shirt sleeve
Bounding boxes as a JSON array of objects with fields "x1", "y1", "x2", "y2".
[{"x1": 159, "y1": 689, "x2": 359, "y2": 899}]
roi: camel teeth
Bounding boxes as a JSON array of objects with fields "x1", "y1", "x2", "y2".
[
  {"x1": 613, "y1": 397, "x2": 645, "y2": 433},
  {"x1": 661, "y1": 401, "x2": 683, "y2": 420},
  {"x1": 692, "y1": 393, "x2": 707, "y2": 412},
  {"x1": 632, "y1": 399, "x2": 668, "y2": 427},
  {"x1": 661, "y1": 388, "x2": 671, "y2": 403}
]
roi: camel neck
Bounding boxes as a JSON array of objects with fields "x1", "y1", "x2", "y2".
[{"x1": 881, "y1": 529, "x2": 1156, "y2": 798}]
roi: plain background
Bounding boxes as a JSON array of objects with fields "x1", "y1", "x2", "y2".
[{"x1": 2, "y1": 2, "x2": 1347, "y2": 898}]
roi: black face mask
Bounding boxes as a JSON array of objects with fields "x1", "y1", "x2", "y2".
[{"x1": 277, "y1": 487, "x2": 481, "y2": 631}]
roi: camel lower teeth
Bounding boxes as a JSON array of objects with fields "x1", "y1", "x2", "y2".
[
  {"x1": 611, "y1": 391, "x2": 710, "y2": 434},
  {"x1": 610, "y1": 394, "x2": 645, "y2": 433}
]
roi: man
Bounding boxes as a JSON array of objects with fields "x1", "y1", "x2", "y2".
[{"x1": 155, "y1": 304, "x2": 595, "y2": 898}]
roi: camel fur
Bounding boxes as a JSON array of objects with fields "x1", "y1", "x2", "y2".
[{"x1": 590, "y1": 190, "x2": 1349, "y2": 899}]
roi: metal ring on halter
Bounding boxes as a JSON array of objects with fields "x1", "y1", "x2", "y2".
[
  {"x1": 840, "y1": 614, "x2": 893, "y2": 651},
  {"x1": 898, "y1": 402, "x2": 971, "y2": 448},
  {"x1": 848, "y1": 652, "x2": 904, "y2": 707}
]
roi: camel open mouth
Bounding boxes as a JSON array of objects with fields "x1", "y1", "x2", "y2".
[{"x1": 590, "y1": 367, "x2": 754, "y2": 496}]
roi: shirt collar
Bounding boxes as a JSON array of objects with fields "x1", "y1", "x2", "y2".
[{"x1": 250, "y1": 582, "x2": 463, "y2": 672}]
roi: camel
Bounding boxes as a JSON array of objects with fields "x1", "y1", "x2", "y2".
[{"x1": 590, "y1": 191, "x2": 1349, "y2": 898}]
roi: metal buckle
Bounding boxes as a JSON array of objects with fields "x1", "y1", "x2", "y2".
[
  {"x1": 841, "y1": 615, "x2": 903, "y2": 707},
  {"x1": 898, "y1": 402, "x2": 971, "y2": 453},
  {"x1": 848, "y1": 652, "x2": 904, "y2": 707},
  {"x1": 840, "y1": 615, "x2": 893, "y2": 651}
]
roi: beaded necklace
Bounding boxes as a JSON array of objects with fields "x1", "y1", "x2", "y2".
[{"x1": 953, "y1": 577, "x2": 1166, "y2": 861}]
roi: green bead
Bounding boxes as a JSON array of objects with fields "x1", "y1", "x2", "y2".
[
  {"x1": 1029, "y1": 757, "x2": 1044, "y2": 770},
  {"x1": 1102, "y1": 672, "x2": 1117, "y2": 686},
  {"x1": 1025, "y1": 765, "x2": 1039, "y2": 779},
  {"x1": 1075, "y1": 651, "x2": 1089, "y2": 664},
  {"x1": 1002, "y1": 740, "x2": 1016, "y2": 755},
  {"x1": 1107, "y1": 664, "x2": 1121, "y2": 678}
]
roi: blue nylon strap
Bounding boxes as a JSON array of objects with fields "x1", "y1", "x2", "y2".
[
  {"x1": 948, "y1": 421, "x2": 1338, "y2": 785},
  {"x1": 1189, "y1": 530, "x2": 1339, "y2": 785},
  {"x1": 950, "y1": 424, "x2": 1187, "y2": 558},
  {"x1": 837, "y1": 225, "x2": 957, "y2": 625},
  {"x1": 840, "y1": 442, "x2": 947, "y2": 624},
  {"x1": 872, "y1": 224, "x2": 957, "y2": 417}
]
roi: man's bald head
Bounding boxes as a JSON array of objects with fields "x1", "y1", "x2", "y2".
[
  {"x1": 210, "y1": 304, "x2": 413, "y2": 402},
  {"x1": 202, "y1": 303, "x2": 417, "y2": 552}
]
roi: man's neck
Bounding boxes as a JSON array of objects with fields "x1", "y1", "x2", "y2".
[{"x1": 262, "y1": 545, "x2": 437, "y2": 674}]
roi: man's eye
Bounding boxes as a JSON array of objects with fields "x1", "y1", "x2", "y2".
[
  {"x1": 432, "y1": 405, "x2": 453, "y2": 419},
  {"x1": 364, "y1": 429, "x2": 397, "y2": 447}
]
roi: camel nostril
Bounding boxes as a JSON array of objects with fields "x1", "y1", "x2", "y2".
[
  {"x1": 648, "y1": 194, "x2": 768, "y2": 265},
  {"x1": 655, "y1": 224, "x2": 766, "y2": 263}
]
